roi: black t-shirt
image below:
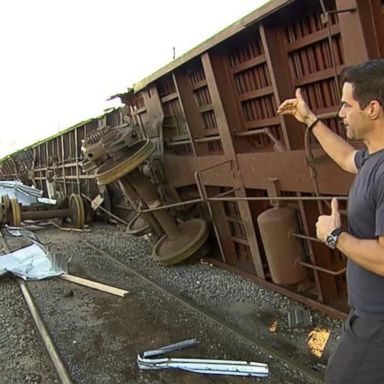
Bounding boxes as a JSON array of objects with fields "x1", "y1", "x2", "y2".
[{"x1": 347, "y1": 148, "x2": 384, "y2": 319}]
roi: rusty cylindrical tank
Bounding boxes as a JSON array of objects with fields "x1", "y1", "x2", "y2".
[{"x1": 257, "y1": 206, "x2": 307, "y2": 285}]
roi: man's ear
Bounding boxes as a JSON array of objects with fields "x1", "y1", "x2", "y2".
[{"x1": 367, "y1": 100, "x2": 382, "y2": 119}]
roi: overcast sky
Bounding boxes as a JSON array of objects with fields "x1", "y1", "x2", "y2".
[{"x1": 0, "y1": 0, "x2": 269, "y2": 158}]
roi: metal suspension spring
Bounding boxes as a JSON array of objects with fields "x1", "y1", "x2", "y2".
[{"x1": 85, "y1": 130, "x2": 103, "y2": 145}]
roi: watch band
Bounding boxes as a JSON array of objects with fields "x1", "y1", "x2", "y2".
[
  {"x1": 330, "y1": 227, "x2": 343, "y2": 237},
  {"x1": 307, "y1": 117, "x2": 320, "y2": 131},
  {"x1": 325, "y1": 227, "x2": 344, "y2": 249}
]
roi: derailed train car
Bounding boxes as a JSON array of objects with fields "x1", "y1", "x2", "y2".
[{"x1": 1, "y1": 0, "x2": 384, "y2": 318}]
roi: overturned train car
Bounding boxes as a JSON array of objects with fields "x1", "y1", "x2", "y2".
[{"x1": 1, "y1": 0, "x2": 384, "y2": 319}]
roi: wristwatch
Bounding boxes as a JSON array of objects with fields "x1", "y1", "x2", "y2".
[{"x1": 325, "y1": 228, "x2": 344, "y2": 249}]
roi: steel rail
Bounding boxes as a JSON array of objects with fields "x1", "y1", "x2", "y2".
[
  {"x1": 80, "y1": 239, "x2": 324, "y2": 384},
  {"x1": 208, "y1": 195, "x2": 348, "y2": 202},
  {"x1": 0, "y1": 231, "x2": 73, "y2": 384},
  {"x1": 18, "y1": 280, "x2": 74, "y2": 384},
  {"x1": 204, "y1": 258, "x2": 347, "y2": 321}
]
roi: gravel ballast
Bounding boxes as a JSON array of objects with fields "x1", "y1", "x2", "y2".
[{"x1": 0, "y1": 223, "x2": 343, "y2": 383}]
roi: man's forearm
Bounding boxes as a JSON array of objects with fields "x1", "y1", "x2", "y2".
[
  {"x1": 336, "y1": 232, "x2": 384, "y2": 276},
  {"x1": 309, "y1": 121, "x2": 356, "y2": 172}
]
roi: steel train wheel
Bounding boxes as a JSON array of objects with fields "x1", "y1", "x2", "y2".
[
  {"x1": 55, "y1": 191, "x2": 66, "y2": 208},
  {"x1": 152, "y1": 218, "x2": 210, "y2": 266},
  {"x1": 126, "y1": 213, "x2": 150, "y2": 237},
  {"x1": 69, "y1": 194, "x2": 85, "y2": 229},
  {"x1": 95, "y1": 140, "x2": 155, "y2": 186},
  {"x1": 2, "y1": 195, "x2": 10, "y2": 211},
  {"x1": 0, "y1": 195, "x2": 10, "y2": 224},
  {"x1": 9, "y1": 198, "x2": 21, "y2": 227}
]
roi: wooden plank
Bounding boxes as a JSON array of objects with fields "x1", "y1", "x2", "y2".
[
  {"x1": 191, "y1": 79, "x2": 208, "y2": 91},
  {"x1": 199, "y1": 105, "x2": 214, "y2": 113},
  {"x1": 136, "y1": 106, "x2": 147, "y2": 114},
  {"x1": 293, "y1": 66, "x2": 346, "y2": 87},
  {"x1": 238, "y1": 86, "x2": 274, "y2": 101},
  {"x1": 243, "y1": 116, "x2": 280, "y2": 130},
  {"x1": 230, "y1": 55, "x2": 266, "y2": 74},
  {"x1": 60, "y1": 274, "x2": 129, "y2": 297},
  {"x1": 230, "y1": 236, "x2": 249, "y2": 246},
  {"x1": 286, "y1": 24, "x2": 340, "y2": 53},
  {"x1": 160, "y1": 92, "x2": 179, "y2": 103}
]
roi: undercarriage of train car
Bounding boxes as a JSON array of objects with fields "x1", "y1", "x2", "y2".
[{"x1": 1, "y1": 0, "x2": 384, "y2": 319}]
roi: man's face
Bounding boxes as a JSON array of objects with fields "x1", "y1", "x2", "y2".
[{"x1": 338, "y1": 82, "x2": 370, "y2": 141}]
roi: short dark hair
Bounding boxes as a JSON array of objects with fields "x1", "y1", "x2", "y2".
[{"x1": 341, "y1": 59, "x2": 384, "y2": 109}]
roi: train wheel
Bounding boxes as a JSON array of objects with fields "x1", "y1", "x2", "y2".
[
  {"x1": 152, "y1": 218, "x2": 210, "y2": 266},
  {"x1": 69, "y1": 194, "x2": 85, "y2": 229},
  {"x1": 96, "y1": 140, "x2": 155, "y2": 186},
  {"x1": 0, "y1": 195, "x2": 10, "y2": 224},
  {"x1": 126, "y1": 213, "x2": 150, "y2": 237},
  {"x1": 9, "y1": 198, "x2": 21, "y2": 227}
]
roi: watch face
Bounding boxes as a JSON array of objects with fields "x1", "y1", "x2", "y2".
[{"x1": 326, "y1": 235, "x2": 337, "y2": 249}]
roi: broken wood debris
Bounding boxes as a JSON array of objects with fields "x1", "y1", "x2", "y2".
[{"x1": 60, "y1": 274, "x2": 129, "y2": 297}]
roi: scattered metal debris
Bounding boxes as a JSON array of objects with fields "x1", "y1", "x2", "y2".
[
  {"x1": 288, "y1": 308, "x2": 313, "y2": 328},
  {"x1": 142, "y1": 339, "x2": 199, "y2": 357},
  {"x1": 37, "y1": 197, "x2": 56, "y2": 205},
  {"x1": 0, "y1": 181, "x2": 44, "y2": 206},
  {"x1": 0, "y1": 226, "x2": 67, "y2": 279},
  {"x1": 0, "y1": 243, "x2": 65, "y2": 279},
  {"x1": 1, "y1": 226, "x2": 127, "y2": 296},
  {"x1": 137, "y1": 339, "x2": 270, "y2": 377},
  {"x1": 6, "y1": 226, "x2": 40, "y2": 242}
]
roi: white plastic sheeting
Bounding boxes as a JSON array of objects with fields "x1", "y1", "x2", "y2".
[
  {"x1": 0, "y1": 181, "x2": 43, "y2": 206},
  {"x1": 0, "y1": 242, "x2": 64, "y2": 280}
]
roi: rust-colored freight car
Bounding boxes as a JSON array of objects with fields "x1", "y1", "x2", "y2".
[{"x1": 1, "y1": 0, "x2": 384, "y2": 318}]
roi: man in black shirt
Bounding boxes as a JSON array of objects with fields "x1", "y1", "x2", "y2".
[{"x1": 277, "y1": 60, "x2": 384, "y2": 383}]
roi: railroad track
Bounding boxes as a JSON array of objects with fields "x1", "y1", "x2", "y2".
[
  {"x1": 80, "y1": 238, "x2": 324, "y2": 384},
  {"x1": 0, "y1": 230, "x2": 74, "y2": 384},
  {"x1": 1, "y1": 228, "x2": 324, "y2": 384},
  {"x1": 18, "y1": 280, "x2": 74, "y2": 384}
]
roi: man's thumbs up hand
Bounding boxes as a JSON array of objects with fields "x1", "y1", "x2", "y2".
[
  {"x1": 316, "y1": 198, "x2": 341, "y2": 242},
  {"x1": 331, "y1": 198, "x2": 340, "y2": 221}
]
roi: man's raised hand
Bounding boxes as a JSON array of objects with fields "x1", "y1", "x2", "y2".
[{"x1": 277, "y1": 88, "x2": 316, "y2": 125}]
